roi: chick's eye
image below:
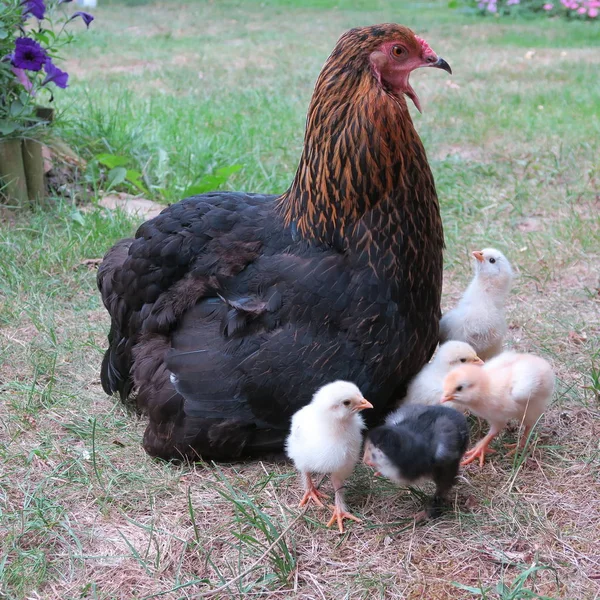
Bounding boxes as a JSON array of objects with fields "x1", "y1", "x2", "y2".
[
  {"x1": 489, "y1": 258, "x2": 496, "y2": 264},
  {"x1": 343, "y1": 400, "x2": 351, "y2": 407},
  {"x1": 460, "y1": 358, "x2": 467, "y2": 363},
  {"x1": 391, "y1": 45, "x2": 405, "y2": 58},
  {"x1": 455, "y1": 385, "x2": 463, "y2": 392}
]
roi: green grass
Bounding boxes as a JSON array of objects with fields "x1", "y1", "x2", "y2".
[{"x1": 1, "y1": 0, "x2": 599, "y2": 598}]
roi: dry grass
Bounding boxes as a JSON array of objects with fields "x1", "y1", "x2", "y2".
[{"x1": 1, "y1": 0, "x2": 600, "y2": 598}]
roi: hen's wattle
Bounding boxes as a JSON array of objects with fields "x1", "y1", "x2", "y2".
[{"x1": 98, "y1": 24, "x2": 447, "y2": 460}]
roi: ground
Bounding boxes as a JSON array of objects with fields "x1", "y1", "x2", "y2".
[{"x1": 1, "y1": 1, "x2": 599, "y2": 598}]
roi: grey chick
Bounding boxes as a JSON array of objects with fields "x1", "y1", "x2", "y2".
[{"x1": 440, "y1": 248, "x2": 514, "y2": 360}]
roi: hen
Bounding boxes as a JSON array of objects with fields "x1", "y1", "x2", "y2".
[{"x1": 98, "y1": 24, "x2": 450, "y2": 460}]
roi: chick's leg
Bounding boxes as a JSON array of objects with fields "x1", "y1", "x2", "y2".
[
  {"x1": 298, "y1": 472, "x2": 328, "y2": 508},
  {"x1": 461, "y1": 428, "x2": 501, "y2": 467},
  {"x1": 326, "y1": 473, "x2": 361, "y2": 533},
  {"x1": 505, "y1": 425, "x2": 532, "y2": 457}
]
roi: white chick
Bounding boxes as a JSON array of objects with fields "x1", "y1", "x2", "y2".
[
  {"x1": 441, "y1": 352, "x2": 555, "y2": 467},
  {"x1": 440, "y1": 248, "x2": 514, "y2": 360},
  {"x1": 403, "y1": 341, "x2": 483, "y2": 410},
  {"x1": 285, "y1": 380, "x2": 373, "y2": 532}
]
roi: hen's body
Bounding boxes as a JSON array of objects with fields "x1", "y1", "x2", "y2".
[{"x1": 98, "y1": 24, "x2": 446, "y2": 460}]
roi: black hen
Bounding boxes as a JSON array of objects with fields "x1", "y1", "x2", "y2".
[{"x1": 98, "y1": 24, "x2": 450, "y2": 460}]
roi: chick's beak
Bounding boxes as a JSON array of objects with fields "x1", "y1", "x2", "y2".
[
  {"x1": 472, "y1": 250, "x2": 484, "y2": 263},
  {"x1": 473, "y1": 357, "x2": 484, "y2": 365},
  {"x1": 440, "y1": 394, "x2": 455, "y2": 404},
  {"x1": 355, "y1": 397, "x2": 374, "y2": 412},
  {"x1": 362, "y1": 443, "x2": 375, "y2": 467}
]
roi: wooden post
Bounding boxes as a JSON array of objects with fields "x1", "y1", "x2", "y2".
[
  {"x1": 22, "y1": 139, "x2": 46, "y2": 204},
  {"x1": 0, "y1": 138, "x2": 29, "y2": 206}
]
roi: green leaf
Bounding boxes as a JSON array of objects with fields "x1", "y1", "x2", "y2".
[
  {"x1": 106, "y1": 167, "x2": 127, "y2": 190},
  {"x1": 451, "y1": 582, "x2": 486, "y2": 595},
  {"x1": 448, "y1": 0, "x2": 459, "y2": 8},
  {"x1": 182, "y1": 164, "x2": 242, "y2": 197},
  {"x1": 125, "y1": 169, "x2": 148, "y2": 193},
  {"x1": 0, "y1": 28, "x2": 8, "y2": 40},
  {"x1": 95, "y1": 153, "x2": 130, "y2": 169},
  {"x1": 215, "y1": 164, "x2": 242, "y2": 178},
  {"x1": 182, "y1": 183, "x2": 211, "y2": 197},
  {"x1": 35, "y1": 32, "x2": 50, "y2": 46},
  {"x1": 69, "y1": 210, "x2": 86, "y2": 226},
  {"x1": 0, "y1": 120, "x2": 18, "y2": 135},
  {"x1": 9, "y1": 100, "x2": 23, "y2": 117}
]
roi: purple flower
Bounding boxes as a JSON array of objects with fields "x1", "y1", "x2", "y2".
[
  {"x1": 42, "y1": 58, "x2": 69, "y2": 88},
  {"x1": 12, "y1": 67, "x2": 34, "y2": 91},
  {"x1": 22, "y1": 0, "x2": 46, "y2": 19},
  {"x1": 12, "y1": 37, "x2": 47, "y2": 71},
  {"x1": 71, "y1": 11, "x2": 94, "y2": 28}
]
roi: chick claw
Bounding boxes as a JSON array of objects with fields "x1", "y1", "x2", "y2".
[
  {"x1": 504, "y1": 441, "x2": 527, "y2": 458},
  {"x1": 326, "y1": 505, "x2": 362, "y2": 533},
  {"x1": 461, "y1": 444, "x2": 495, "y2": 467},
  {"x1": 298, "y1": 487, "x2": 329, "y2": 508}
]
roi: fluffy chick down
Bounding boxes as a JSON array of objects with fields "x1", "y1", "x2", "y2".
[
  {"x1": 286, "y1": 380, "x2": 372, "y2": 532},
  {"x1": 403, "y1": 340, "x2": 483, "y2": 411},
  {"x1": 442, "y1": 351, "x2": 555, "y2": 466},
  {"x1": 440, "y1": 248, "x2": 514, "y2": 360},
  {"x1": 363, "y1": 404, "x2": 469, "y2": 518}
]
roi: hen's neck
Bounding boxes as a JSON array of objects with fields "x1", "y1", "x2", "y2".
[{"x1": 278, "y1": 70, "x2": 438, "y2": 251}]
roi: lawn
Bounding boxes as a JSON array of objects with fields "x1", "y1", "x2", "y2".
[{"x1": 1, "y1": 0, "x2": 599, "y2": 598}]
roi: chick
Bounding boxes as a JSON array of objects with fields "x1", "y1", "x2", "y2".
[
  {"x1": 441, "y1": 352, "x2": 555, "y2": 467},
  {"x1": 440, "y1": 248, "x2": 514, "y2": 360},
  {"x1": 404, "y1": 341, "x2": 483, "y2": 410},
  {"x1": 363, "y1": 404, "x2": 469, "y2": 520},
  {"x1": 285, "y1": 380, "x2": 373, "y2": 532}
]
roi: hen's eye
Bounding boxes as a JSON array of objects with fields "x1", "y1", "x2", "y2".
[
  {"x1": 460, "y1": 358, "x2": 467, "y2": 363},
  {"x1": 455, "y1": 385, "x2": 463, "y2": 392},
  {"x1": 343, "y1": 400, "x2": 351, "y2": 406},
  {"x1": 489, "y1": 257, "x2": 496, "y2": 264},
  {"x1": 391, "y1": 45, "x2": 405, "y2": 57}
]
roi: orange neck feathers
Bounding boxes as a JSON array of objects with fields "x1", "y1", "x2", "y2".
[{"x1": 278, "y1": 31, "x2": 439, "y2": 252}]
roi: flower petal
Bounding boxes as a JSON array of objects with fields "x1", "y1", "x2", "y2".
[{"x1": 71, "y1": 11, "x2": 94, "y2": 28}]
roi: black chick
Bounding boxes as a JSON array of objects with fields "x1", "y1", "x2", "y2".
[{"x1": 363, "y1": 404, "x2": 469, "y2": 520}]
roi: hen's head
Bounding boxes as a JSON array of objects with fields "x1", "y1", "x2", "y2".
[{"x1": 332, "y1": 24, "x2": 451, "y2": 112}]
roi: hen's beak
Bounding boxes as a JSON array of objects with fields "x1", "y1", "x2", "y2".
[
  {"x1": 472, "y1": 250, "x2": 484, "y2": 262},
  {"x1": 432, "y1": 57, "x2": 452, "y2": 75},
  {"x1": 355, "y1": 398, "x2": 374, "y2": 412},
  {"x1": 440, "y1": 394, "x2": 455, "y2": 404}
]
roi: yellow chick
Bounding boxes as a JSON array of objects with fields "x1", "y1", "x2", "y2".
[
  {"x1": 403, "y1": 341, "x2": 483, "y2": 411},
  {"x1": 285, "y1": 381, "x2": 373, "y2": 532},
  {"x1": 440, "y1": 248, "x2": 514, "y2": 360},
  {"x1": 441, "y1": 352, "x2": 555, "y2": 467}
]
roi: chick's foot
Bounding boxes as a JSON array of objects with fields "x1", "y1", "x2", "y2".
[
  {"x1": 326, "y1": 505, "x2": 361, "y2": 533},
  {"x1": 298, "y1": 475, "x2": 329, "y2": 508}
]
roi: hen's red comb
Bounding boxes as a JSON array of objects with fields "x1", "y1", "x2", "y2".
[{"x1": 415, "y1": 35, "x2": 434, "y2": 56}]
